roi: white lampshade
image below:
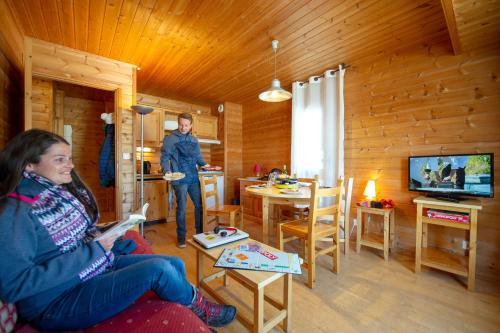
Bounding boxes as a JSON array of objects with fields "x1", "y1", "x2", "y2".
[
  {"x1": 259, "y1": 40, "x2": 292, "y2": 103},
  {"x1": 363, "y1": 180, "x2": 376, "y2": 200},
  {"x1": 259, "y1": 79, "x2": 292, "y2": 102}
]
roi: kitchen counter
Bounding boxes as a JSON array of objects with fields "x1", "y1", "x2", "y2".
[
  {"x1": 199, "y1": 170, "x2": 224, "y2": 176},
  {"x1": 137, "y1": 171, "x2": 224, "y2": 181},
  {"x1": 136, "y1": 173, "x2": 165, "y2": 181}
]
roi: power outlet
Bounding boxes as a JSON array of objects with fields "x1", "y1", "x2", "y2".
[{"x1": 462, "y1": 240, "x2": 469, "y2": 250}]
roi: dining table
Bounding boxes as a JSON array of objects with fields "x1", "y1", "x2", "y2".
[{"x1": 245, "y1": 185, "x2": 311, "y2": 244}]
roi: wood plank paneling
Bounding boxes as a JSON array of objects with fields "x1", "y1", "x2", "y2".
[
  {"x1": 223, "y1": 102, "x2": 243, "y2": 204},
  {"x1": 242, "y1": 100, "x2": 291, "y2": 177},
  {"x1": 9, "y1": 1, "x2": 499, "y2": 105},
  {"x1": 0, "y1": 49, "x2": 22, "y2": 148},
  {"x1": 0, "y1": 0, "x2": 24, "y2": 69},
  {"x1": 63, "y1": 95, "x2": 115, "y2": 220},
  {"x1": 31, "y1": 77, "x2": 53, "y2": 131}
]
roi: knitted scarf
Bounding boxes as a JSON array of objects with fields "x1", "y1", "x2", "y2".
[{"x1": 23, "y1": 172, "x2": 113, "y2": 281}]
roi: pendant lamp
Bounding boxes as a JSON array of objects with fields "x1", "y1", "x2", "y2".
[
  {"x1": 131, "y1": 104, "x2": 153, "y2": 237},
  {"x1": 259, "y1": 40, "x2": 292, "y2": 102}
]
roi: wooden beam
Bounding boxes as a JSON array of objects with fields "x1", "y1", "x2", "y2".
[{"x1": 441, "y1": 0, "x2": 462, "y2": 55}]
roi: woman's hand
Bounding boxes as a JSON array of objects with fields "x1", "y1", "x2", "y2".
[{"x1": 97, "y1": 233, "x2": 122, "y2": 252}]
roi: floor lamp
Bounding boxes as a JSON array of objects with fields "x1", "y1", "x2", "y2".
[{"x1": 131, "y1": 105, "x2": 153, "y2": 237}]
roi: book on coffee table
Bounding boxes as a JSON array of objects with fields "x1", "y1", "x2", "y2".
[{"x1": 193, "y1": 229, "x2": 249, "y2": 249}]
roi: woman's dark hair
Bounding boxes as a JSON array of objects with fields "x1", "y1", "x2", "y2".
[
  {"x1": 178, "y1": 112, "x2": 193, "y2": 124},
  {"x1": 0, "y1": 129, "x2": 98, "y2": 221}
]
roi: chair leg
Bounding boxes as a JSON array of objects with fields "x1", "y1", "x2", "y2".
[
  {"x1": 278, "y1": 226, "x2": 284, "y2": 251},
  {"x1": 307, "y1": 239, "x2": 315, "y2": 289},
  {"x1": 229, "y1": 211, "x2": 235, "y2": 228},
  {"x1": 334, "y1": 233, "x2": 340, "y2": 274}
]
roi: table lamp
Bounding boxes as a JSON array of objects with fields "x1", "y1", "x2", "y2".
[
  {"x1": 363, "y1": 180, "x2": 377, "y2": 201},
  {"x1": 131, "y1": 105, "x2": 153, "y2": 237}
]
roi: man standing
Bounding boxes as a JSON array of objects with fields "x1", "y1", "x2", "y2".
[{"x1": 161, "y1": 113, "x2": 210, "y2": 248}]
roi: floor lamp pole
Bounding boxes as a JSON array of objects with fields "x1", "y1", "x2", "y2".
[
  {"x1": 131, "y1": 105, "x2": 153, "y2": 237},
  {"x1": 139, "y1": 114, "x2": 145, "y2": 236}
]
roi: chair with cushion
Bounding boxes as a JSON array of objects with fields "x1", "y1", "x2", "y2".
[
  {"x1": 199, "y1": 174, "x2": 242, "y2": 231},
  {"x1": 278, "y1": 179, "x2": 343, "y2": 289},
  {"x1": 2, "y1": 230, "x2": 211, "y2": 333}
]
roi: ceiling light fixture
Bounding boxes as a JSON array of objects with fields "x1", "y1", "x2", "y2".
[{"x1": 259, "y1": 40, "x2": 292, "y2": 102}]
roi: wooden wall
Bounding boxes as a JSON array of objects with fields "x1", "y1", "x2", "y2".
[
  {"x1": 31, "y1": 78, "x2": 53, "y2": 131},
  {"x1": 242, "y1": 100, "x2": 291, "y2": 177},
  {"x1": 223, "y1": 102, "x2": 243, "y2": 204},
  {"x1": 0, "y1": 49, "x2": 22, "y2": 148},
  {"x1": 242, "y1": 36, "x2": 500, "y2": 282},
  {"x1": 25, "y1": 38, "x2": 136, "y2": 220}
]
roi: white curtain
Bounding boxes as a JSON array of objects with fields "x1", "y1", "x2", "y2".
[{"x1": 291, "y1": 65, "x2": 345, "y2": 187}]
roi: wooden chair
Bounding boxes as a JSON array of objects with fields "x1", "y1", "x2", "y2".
[
  {"x1": 278, "y1": 179, "x2": 343, "y2": 289},
  {"x1": 277, "y1": 176, "x2": 318, "y2": 222},
  {"x1": 199, "y1": 175, "x2": 242, "y2": 232},
  {"x1": 340, "y1": 177, "x2": 354, "y2": 253}
]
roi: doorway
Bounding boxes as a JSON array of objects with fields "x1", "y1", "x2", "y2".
[{"x1": 53, "y1": 81, "x2": 117, "y2": 223}]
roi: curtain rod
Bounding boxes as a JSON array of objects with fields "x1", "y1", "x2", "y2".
[{"x1": 296, "y1": 63, "x2": 350, "y2": 85}]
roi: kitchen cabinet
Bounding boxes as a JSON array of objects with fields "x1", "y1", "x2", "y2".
[
  {"x1": 135, "y1": 108, "x2": 164, "y2": 147},
  {"x1": 163, "y1": 112, "x2": 218, "y2": 141},
  {"x1": 137, "y1": 180, "x2": 168, "y2": 222},
  {"x1": 193, "y1": 114, "x2": 218, "y2": 139},
  {"x1": 239, "y1": 178, "x2": 266, "y2": 224}
]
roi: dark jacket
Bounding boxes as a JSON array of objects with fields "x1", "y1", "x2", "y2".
[{"x1": 160, "y1": 130, "x2": 206, "y2": 185}]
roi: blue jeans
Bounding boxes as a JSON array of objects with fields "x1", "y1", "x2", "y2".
[
  {"x1": 32, "y1": 254, "x2": 194, "y2": 331},
  {"x1": 173, "y1": 181, "x2": 203, "y2": 242}
]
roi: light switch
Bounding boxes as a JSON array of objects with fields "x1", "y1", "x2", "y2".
[{"x1": 123, "y1": 152, "x2": 131, "y2": 160}]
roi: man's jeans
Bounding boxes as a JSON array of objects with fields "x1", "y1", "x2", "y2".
[
  {"x1": 173, "y1": 181, "x2": 203, "y2": 242},
  {"x1": 33, "y1": 254, "x2": 194, "y2": 331}
]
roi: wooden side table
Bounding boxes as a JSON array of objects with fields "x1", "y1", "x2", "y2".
[
  {"x1": 413, "y1": 196, "x2": 482, "y2": 291},
  {"x1": 356, "y1": 205, "x2": 395, "y2": 261}
]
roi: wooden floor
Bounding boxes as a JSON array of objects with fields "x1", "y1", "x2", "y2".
[{"x1": 144, "y1": 216, "x2": 500, "y2": 333}]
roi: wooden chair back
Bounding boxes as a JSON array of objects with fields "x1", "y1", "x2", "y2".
[
  {"x1": 199, "y1": 174, "x2": 242, "y2": 231},
  {"x1": 340, "y1": 177, "x2": 354, "y2": 253},
  {"x1": 308, "y1": 180, "x2": 343, "y2": 236},
  {"x1": 199, "y1": 174, "x2": 220, "y2": 209}
]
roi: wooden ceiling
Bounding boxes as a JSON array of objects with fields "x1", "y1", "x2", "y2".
[{"x1": 4, "y1": 0, "x2": 500, "y2": 104}]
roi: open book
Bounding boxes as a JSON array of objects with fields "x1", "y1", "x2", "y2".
[{"x1": 95, "y1": 203, "x2": 149, "y2": 241}]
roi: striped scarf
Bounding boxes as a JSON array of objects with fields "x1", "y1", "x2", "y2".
[{"x1": 24, "y1": 172, "x2": 113, "y2": 281}]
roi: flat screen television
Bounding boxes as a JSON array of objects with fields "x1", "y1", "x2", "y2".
[{"x1": 408, "y1": 153, "x2": 494, "y2": 201}]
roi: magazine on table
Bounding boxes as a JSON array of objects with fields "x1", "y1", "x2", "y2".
[{"x1": 95, "y1": 203, "x2": 149, "y2": 241}]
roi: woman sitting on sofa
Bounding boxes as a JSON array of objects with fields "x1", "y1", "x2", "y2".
[{"x1": 0, "y1": 129, "x2": 236, "y2": 331}]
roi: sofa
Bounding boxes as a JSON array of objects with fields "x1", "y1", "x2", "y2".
[{"x1": 0, "y1": 231, "x2": 211, "y2": 333}]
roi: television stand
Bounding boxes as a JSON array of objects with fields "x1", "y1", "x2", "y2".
[{"x1": 413, "y1": 196, "x2": 482, "y2": 291}]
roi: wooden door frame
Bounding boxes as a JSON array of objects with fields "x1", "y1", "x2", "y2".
[{"x1": 24, "y1": 73, "x2": 123, "y2": 222}]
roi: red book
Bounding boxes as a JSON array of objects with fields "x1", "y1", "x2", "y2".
[{"x1": 426, "y1": 209, "x2": 470, "y2": 224}]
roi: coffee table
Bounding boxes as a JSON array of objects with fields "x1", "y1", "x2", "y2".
[{"x1": 187, "y1": 238, "x2": 293, "y2": 333}]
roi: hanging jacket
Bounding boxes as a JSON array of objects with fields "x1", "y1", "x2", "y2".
[
  {"x1": 0, "y1": 173, "x2": 114, "y2": 321},
  {"x1": 99, "y1": 124, "x2": 115, "y2": 187},
  {"x1": 160, "y1": 129, "x2": 206, "y2": 185}
]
